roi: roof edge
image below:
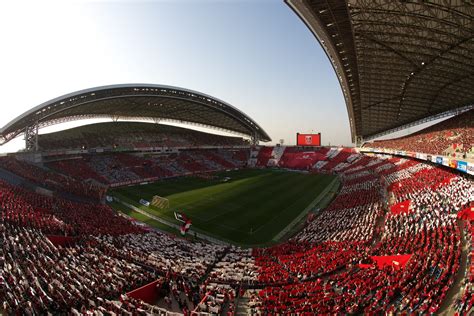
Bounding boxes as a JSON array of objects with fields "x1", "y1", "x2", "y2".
[
  {"x1": 285, "y1": 0, "x2": 357, "y2": 142},
  {"x1": 0, "y1": 83, "x2": 271, "y2": 143}
]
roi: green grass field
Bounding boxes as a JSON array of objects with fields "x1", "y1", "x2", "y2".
[{"x1": 109, "y1": 169, "x2": 337, "y2": 246}]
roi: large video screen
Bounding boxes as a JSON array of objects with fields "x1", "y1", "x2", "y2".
[{"x1": 296, "y1": 133, "x2": 321, "y2": 146}]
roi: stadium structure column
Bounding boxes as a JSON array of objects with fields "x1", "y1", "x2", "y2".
[
  {"x1": 251, "y1": 131, "x2": 260, "y2": 145},
  {"x1": 24, "y1": 123, "x2": 39, "y2": 152},
  {"x1": 355, "y1": 136, "x2": 364, "y2": 148}
]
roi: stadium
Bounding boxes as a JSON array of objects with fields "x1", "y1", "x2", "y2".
[{"x1": 0, "y1": 1, "x2": 473, "y2": 315}]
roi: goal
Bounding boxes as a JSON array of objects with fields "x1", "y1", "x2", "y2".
[{"x1": 151, "y1": 195, "x2": 170, "y2": 209}]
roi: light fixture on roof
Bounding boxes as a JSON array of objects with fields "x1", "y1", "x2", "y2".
[
  {"x1": 319, "y1": 9, "x2": 327, "y2": 14},
  {"x1": 421, "y1": 61, "x2": 425, "y2": 65},
  {"x1": 327, "y1": 23, "x2": 334, "y2": 27}
]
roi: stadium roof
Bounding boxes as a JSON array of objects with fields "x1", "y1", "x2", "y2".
[
  {"x1": 286, "y1": 0, "x2": 474, "y2": 142},
  {"x1": 0, "y1": 84, "x2": 271, "y2": 145}
]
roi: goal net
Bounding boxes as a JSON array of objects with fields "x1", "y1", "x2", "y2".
[{"x1": 151, "y1": 195, "x2": 170, "y2": 209}]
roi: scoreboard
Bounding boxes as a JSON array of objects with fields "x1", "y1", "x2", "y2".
[{"x1": 296, "y1": 133, "x2": 321, "y2": 146}]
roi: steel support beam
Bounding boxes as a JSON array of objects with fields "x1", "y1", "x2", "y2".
[{"x1": 24, "y1": 123, "x2": 39, "y2": 152}]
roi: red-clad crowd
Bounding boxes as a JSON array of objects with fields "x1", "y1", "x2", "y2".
[
  {"x1": 389, "y1": 167, "x2": 458, "y2": 201},
  {"x1": 48, "y1": 159, "x2": 108, "y2": 183},
  {"x1": 252, "y1": 175, "x2": 470, "y2": 315},
  {"x1": 319, "y1": 148, "x2": 353, "y2": 171},
  {"x1": 0, "y1": 223, "x2": 155, "y2": 314},
  {"x1": 255, "y1": 147, "x2": 273, "y2": 167},
  {"x1": 365, "y1": 109, "x2": 474, "y2": 156},
  {"x1": 0, "y1": 180, "x2": 143, "y2": 237},
  {"x1": 0, "y1": 146, "x2": 472, "y2": 315},
  {"x1": 256, "y1": 241, "x2": 367, "y2": 282},
  {"x1": 0, "y1": 157, "x2": 105, "y2": 200},
  {"x1": 455, "y1": 220, "x2": 474, "y2": 315}
]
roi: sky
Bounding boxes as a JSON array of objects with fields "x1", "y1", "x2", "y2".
[{"x1": 0, "y1": 0, "x2": 354, "y2": 153}]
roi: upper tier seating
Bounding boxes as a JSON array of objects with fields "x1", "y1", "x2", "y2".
[
  {"x1": 38, "y1": 122, "x2": 248, "y2": 151},
  {"x1": 364, "y1": 109, "x2": 474, "y2": 157}
]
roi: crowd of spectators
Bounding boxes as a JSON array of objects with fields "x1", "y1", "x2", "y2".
[
  {"x1": 48, "y1": 158, "x2": 108, "y2": 184},
  {"x1": 235, "y1": 148, "x2": 472, "y2": 314},
  {"x1": 364, "y1": 109, "x2": 474, "y2": 156},
  {"x1": 0, "y1": 180, "x2": 75, "y2": 236},
  {"x1": 46, "y1": 149, "x2": 245, "y2": 188},
  {"x1": 0, "y1": 180, "x2": 143, "y2": 237},
  {"x1": 0, "y1": 144, "x2": 472, "y2": 314},
  {"x1": 96, "y1": 232, "x2": 226, "y2": 281},
  {"x1": 455, "y1": 219, "x2": 474, "y2": 315},
  {"x1": 0, "y1": 156, "x2": 105, "y2": 200},
  {"x1": 318, "y1": 148, "x2": 353, "y2": 172},
  {"x1": 251, "y1": 160, "x2": 471, "y2": 314},
  {"x1": 1, "y1": 223, "x2": 155, "y2": 314},
  {"x1": 208, "y1": 247, "x2": 258, "y2": 285},
  {"x1": 254, "y1": 147, "x2": 273, "y2": 167},
  {"x1": 277, "y1": 147, "x2": 330, "y2": 170},
  {"x1": 256, "y1": 241, "x2": 367, "y2": 283},
  {"x1": 194, "y1": 283, "x2": 236, "y2": 315},
  {"x1": 83, "y1": 294, "x2": 175, "y2": 316},
  {"x1": 382, "y1": 161, "x2": 430, "y2": 187},
  {"x1": 38, "y1": 121, "x2": 248, "y2": 151},
  {"x1": 382, "y1": 158, "x2": 470, "y2": 210}
]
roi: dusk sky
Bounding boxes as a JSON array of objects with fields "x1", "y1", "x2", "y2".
[{"x1": 0, "y1": 0, "x2": 354, "y2": 152}]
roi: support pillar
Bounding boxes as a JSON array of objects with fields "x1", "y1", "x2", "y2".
[
  {"x1": 24, "y1": 124, "x2": 39, "y2": 152},
  {"x1": 251, "y1": 132, "x2": 260, "y2": 146}
]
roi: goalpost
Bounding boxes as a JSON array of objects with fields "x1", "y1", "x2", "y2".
[{"x1": 151, "y1": 195, "x2": 170, "y2": 209}]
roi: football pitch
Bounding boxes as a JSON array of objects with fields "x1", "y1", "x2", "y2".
[{"x1": 109, "y1": 169, "x2": 338, "y2": 246}]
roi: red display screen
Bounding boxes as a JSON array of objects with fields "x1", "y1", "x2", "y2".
[{"x1": 297, "y1": 133, "x2": 321, "y2": 146}]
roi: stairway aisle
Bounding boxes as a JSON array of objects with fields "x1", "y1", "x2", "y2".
[{"x1": 438, "y1": 220, "x2": 469, "y2": 315}]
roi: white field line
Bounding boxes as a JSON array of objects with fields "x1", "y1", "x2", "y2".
[
  {"x1": 271, "y1": 177, "x2": 339, "y2": 241},
  {"x1": 113, "y1": 197, "x2": 231, "y2": 246}
]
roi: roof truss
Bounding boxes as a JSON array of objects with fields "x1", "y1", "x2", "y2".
[{"x1": 287, "y1": 0, "x2": 473, "y2": 141}]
